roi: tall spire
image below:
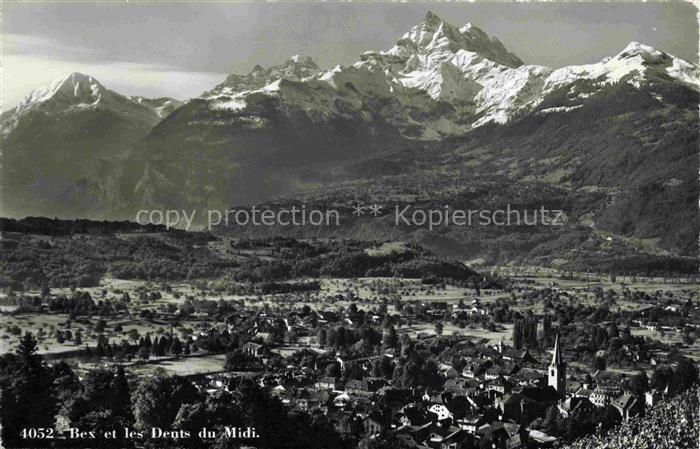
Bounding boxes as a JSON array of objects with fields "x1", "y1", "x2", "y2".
[
  {"x1": 549, "y1": 330, "x2": 566, "y2": 398},
  {"x1": 551, "y1": 331, "x2": 563, "y2": 366}
]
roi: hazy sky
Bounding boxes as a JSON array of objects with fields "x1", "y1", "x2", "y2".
[{"x1": 3, "y1": 1, "x2": 698, "y2": 111}]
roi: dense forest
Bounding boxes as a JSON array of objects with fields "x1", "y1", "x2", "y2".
[{"x1": 0, "y1": 222, "x2": 494, "y2": 290}]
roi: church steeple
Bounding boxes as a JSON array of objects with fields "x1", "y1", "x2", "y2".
[
  {"x1": 551, "y1": 332, "x2": 562, "y2": 365},
  {"x1": 548, "y1": 331, "x2": 566, "y2": 398}
]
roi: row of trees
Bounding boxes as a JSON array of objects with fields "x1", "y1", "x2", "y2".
[{"x1": 512, "y1": 312, "x2": 548, "y2": 349}]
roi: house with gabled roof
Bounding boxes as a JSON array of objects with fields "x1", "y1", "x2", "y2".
[
  {"x1": 364, "y1": 410, "x2": 388, "y2": 436},
  {"x1": 612, "y1": 393, "x2": 643, "y2": 420},
  {"x1": 558, "y1": 396, "x2": 595, "y2": 418}
]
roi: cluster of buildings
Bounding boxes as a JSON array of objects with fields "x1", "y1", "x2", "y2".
[{"x1": 199, "y1": 323, "x2": 660, "y2": 449}]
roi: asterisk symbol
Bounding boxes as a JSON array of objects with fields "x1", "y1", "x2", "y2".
[
  {"x1": 368, "y1": 204, "x2": 383, "y2": 216},
  {"x1": 352, "y1": 203, "x2": 366, "y2": 216}
]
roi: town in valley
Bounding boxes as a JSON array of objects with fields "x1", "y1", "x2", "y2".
[{"x1": 0, "y1": 220, "x2": 697, "y2": 449}]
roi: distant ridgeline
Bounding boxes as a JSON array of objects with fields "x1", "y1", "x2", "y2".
[
  {"x1": 0, "y1": 217, "x2": 168, "y2": 235},
  {"x1": 0, "y1": 217, "x2": 696, "y2": 283},
  {"x1": 0, "y1": 218, "x2": 498, "y2": 290}
]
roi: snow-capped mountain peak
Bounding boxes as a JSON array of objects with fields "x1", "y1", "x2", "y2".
[
  {"x1": 611, "y1": 41, "x2": 698, "y2": 87},
  {"x1": 544, "y1": 40, "x2": 698, "y2": 94},
  {"x1": 190, "y1": 12, "x2": 698, "y2": 142},
  {"x1": 459, "y1": 22, "x2": 473, "y2": 33},
  {"x1": 55, "y1": 72, "x2": 104, "y2": 95},
  {"x1": 16, "y1": 72, "x2": 105, "y2": 112},
  {"x1": 2, "y1": 73, "x2": 107, "y2": 137},
  {"x1": 2, "y1": 73, "x2": 183, "y2": 138},
  {"x1": 205, "y1": 55, "x2": 321, "y2": 99},
  {"x1": 617, "y1": 41, "x2": 664, "y2": 59},
  {"x1": 386, "y1": 11, "x2": 523, "y2": 68},
  {"x1": 124, "y1": 12, "x2": 699, "y2": 144}
]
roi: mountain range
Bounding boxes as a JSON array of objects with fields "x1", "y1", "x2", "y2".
[{"x1": 2, "y1": 11, "x2": 697, "y2": 268}]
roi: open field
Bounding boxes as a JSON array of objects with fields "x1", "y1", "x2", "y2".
[
  {"x1": 494, "y1": 267, "x2": 698, "y2": 295},
  {"x1": 128, "y1": 354, "x2": 227, "y2": 376},
  {"x1": 401, "y1": 322, "x2": 514, "y2": 346},
  {"x1": 0, "y1": 311, "x2": 201, "y2": 356}
]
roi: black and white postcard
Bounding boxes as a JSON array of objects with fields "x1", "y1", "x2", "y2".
[{"x1": 0, "y1": 2, "x2": 698, "y2": 448}]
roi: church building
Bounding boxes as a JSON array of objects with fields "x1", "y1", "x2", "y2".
[{"x1": 548, "y1": 332, "x2": 566, "y2": 397}]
